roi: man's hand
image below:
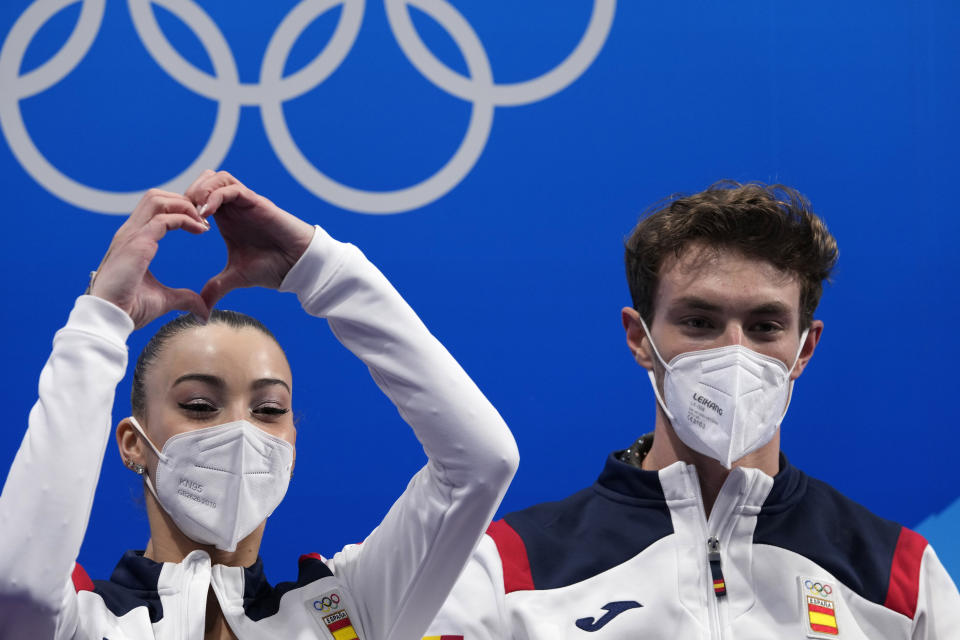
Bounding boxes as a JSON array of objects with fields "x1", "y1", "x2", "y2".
[
  {"x1": 184, "y1": 170, "x2": 315, "y2": 309},
  {"x1": 88, "y1": 189, "x2": 210, "y2": 329}
]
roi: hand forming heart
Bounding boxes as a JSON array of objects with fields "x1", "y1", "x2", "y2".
[{"x1": 89, "y1": 170, "x2": 316, "y2": 329}]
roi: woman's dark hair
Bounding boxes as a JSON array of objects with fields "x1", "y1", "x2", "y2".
[
  {"x1": 131, "y1": 310, "x2": 282, "y2": 418},
  {"x1": 624, "y1": 180, "x2": 839, "y2": 330}
]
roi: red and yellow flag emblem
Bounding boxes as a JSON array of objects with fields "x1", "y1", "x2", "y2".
[
  {"x1": 712, "y1": 578, "x2": 726, "y2": 596},
  {"x1": 323, "y1": 610, "x2": 360, "y2": 640},
  {"x1": 798, "y1": 576, "x2": 840, "y2": 638},
  {"x1": 806, "y1": 595, "x2": 838, "y2": 635}
]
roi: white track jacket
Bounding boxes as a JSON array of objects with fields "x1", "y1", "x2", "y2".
[
  {"x1": 0, "y1": 226, "x2": 519, "y2": 640},
  {"x1": 425, "y1": 451, "x2": 960, "y2": 640}
]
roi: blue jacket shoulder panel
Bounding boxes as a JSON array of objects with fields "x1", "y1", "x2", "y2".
[
  {"x1": 90, "y1": 551, "x2": 164, "y2": 623},
  {"x1": 242, "y1": 553, "x2": 334, "y2": 621},
  {"x1": 754, "y1": 461, "x2": 903, "y2": 606},
  {"x1": 84, "y1": 550, "x2": 334, "y2": 624},
  {"x1": 503, "y1": 453, "x2": 673, "y2": 590}
]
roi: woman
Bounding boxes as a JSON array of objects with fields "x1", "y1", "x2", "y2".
[{"x1": 0, "y1": 171, "x2": 519, "y2": 640}]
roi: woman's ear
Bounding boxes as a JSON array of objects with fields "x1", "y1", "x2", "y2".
[
  {"x1": 622, "y1": 307, "x2": 654, "y2": 370},
  {"x1": 116, "y1": 418, "x2": 146, "y2": 473}
]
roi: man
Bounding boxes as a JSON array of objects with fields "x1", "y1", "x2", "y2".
[{"x1": 423, "y1": 182, "x2": 960, "y2": 639}]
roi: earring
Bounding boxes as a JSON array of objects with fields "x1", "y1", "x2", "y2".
[{"x1": 125, "y1": 459, "x2": 145, "y2": 475}]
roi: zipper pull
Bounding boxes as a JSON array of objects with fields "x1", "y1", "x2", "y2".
[{"x1": 707, "y1": 536, "x2": 727, "y2": 598}]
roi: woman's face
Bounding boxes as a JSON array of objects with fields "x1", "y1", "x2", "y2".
[{"x1": 140, "y1": 323, "x2": 296, "y2": 455}]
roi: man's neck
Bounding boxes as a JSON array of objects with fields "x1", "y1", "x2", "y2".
[{"x1": 640, "y1": 416, "x2": 780, "y2": 519}]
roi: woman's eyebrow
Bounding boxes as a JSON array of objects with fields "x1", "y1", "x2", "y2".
[
  {"x1": 252, "y1": 378, "x2": 291, "y2": 393},
  {"x1": 172, "y1": 373, "x2": 224, "y2": 389}
]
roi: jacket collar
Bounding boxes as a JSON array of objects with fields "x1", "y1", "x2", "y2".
[
  {"x1": 597, "y1": 449, "x2": 807, "y2": 509},
  {"x1": 108, "y1": 549, "x2": 270, "y2": 592},
  {"x1": 109, "y1": 550, "x2": 164, "y2": 591}
]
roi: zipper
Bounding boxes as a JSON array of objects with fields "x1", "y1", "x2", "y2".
[
  {"x1": 707, "y1": 536, "x2": 727, "y2": 597},
  {"x1": 702, "y1": 532, "x2": 724, "y2": 640},
  {"x1": 181, "y1": 550, "x2": 213, "y2": 640},
  {"x1": 687, "y1": 466, "x2": 733, "y2": 640}
]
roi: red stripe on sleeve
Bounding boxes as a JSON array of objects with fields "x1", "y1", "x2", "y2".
[
  {"x1": 486, "y1": 519, "x2": 534, "y2": 593},
  {"x1": 299, "y1": 552, "x2": 325, "y2": 564},
  {"x1": 883, "y1": 526, "x2": 928, "y2": 619},
  {"x1": 71, "y1": 562, "x2": 94, "y2": 593}
]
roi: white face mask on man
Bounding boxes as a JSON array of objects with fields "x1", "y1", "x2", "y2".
[
  {"x1": 128, "y1": 417, "x2": 294, "y2": 552},
  {"x1": 636, "y1": 317, "x2": 808, "y2": 469}
]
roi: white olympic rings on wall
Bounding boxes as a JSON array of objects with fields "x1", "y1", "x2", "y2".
[{"x1": 0, "y1": 0, "x2": 615, "y2": 214}]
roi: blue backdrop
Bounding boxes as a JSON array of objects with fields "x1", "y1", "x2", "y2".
[{"x1": 1, "y1": 0, "x2": 958, "y2": 587}]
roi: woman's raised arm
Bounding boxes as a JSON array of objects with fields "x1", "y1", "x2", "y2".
[
  {"x1": 0, "y1": 189, "x2": 210, "y2": 637},
  {"x1": 279, "y1": 227, "x2": 520, "y2": 640},
  {"x1": 185, "y1": 170, "x2": 519, "y2": 640}
]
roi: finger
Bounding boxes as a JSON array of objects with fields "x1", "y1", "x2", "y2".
[
  {"x1": 183, "y1": 169, "x2": 217, "y2": 204},
  {"x1": 130, "y1": 190, "x2": 207, "y2": 229},
  {"x1": 130, "y1": 189, "x2": 193, "y2": 221},
  {"x1": 162, "y1": 286, "x2": 211, "y2": 323},
  {"x1": 140, "y1": 212, "x2": 210, "y2": 243},
  {"x1": 185, "y1": 170, "x2": 244, "y2": 212},
  {"x1": 129, "y1": 273, "x2": 208, "y2": 328},
  {"x1": 95, "y1": 213, "x2": 206, "y2": 287},
  {"x1": 199, "y1": 267, "x2": 248, "y2": 310},
  {"x1": 205, "y1": 184, "x2": 257, "y2": 215}
]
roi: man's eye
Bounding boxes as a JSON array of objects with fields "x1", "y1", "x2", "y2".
[
  {"x1": 682, "y1": 317, "x2": 711, "y2": 329},
  {"x1": 752, "y1": 322, "x2": 782, "y2": 333},
  {"x1": 178, "y1": 401, "x2": 216, "y2": 413}
]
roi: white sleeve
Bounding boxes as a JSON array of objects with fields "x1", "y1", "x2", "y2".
[
  {"x1": 279, "y1": 226, "x2": 519, "y2": 640},
  {"x1": 0, "y1": 296, "x2": 133, "y2": 640},
  {"x1": 424, "y1": 535, "x2": 511, "y2": 640},
  {"x1": 912, "y1": 545, "x2": 960, "y2": 640}
]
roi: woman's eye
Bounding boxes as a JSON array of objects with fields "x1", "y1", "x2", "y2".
[
  {"x1": 178, "y1": 401, "x2": 216, "y2": 413},
  {"x1": 254, "y1": 406, "x2": 290, "y2": 416}
]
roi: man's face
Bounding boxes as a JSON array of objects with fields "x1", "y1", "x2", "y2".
[{"x1": 624, "y1": 241, "x2": 822, "y2": 381}]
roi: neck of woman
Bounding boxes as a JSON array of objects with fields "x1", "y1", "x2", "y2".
[
  {"x1": 142, "y1": 490, "x2": 264, "y2": 567},
  {"x1": 205, "y1": 588, "x2": 239, "y2": 640}
]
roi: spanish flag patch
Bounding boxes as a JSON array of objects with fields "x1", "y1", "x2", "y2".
[
  {"x1": 323, "y1": 609, "x2": 360, "y2": 640},
  {"x1": 798, "y1": 576, "x2": 840, "y2": 638},
  {"x1": 807, "y1": 597, "x2": 839, "y2": 635},
  {"x1": 305, "y1": 590, "x2": 362, "y2": 640}
]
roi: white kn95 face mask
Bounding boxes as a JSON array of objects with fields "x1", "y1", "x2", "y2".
[
  {"x1": 636, "y1": 317, "x2": 808, "y2": 469},
  {"x1": 128, "y1": 417, "x2": 294, "y2": 552}
]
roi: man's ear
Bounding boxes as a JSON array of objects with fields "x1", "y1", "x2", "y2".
[
  {"x1": 622, "y1": 307, "x2": 654, "y2": 371},
  {"x1": 116, "y1": 417, "x2": 146, "y2": 471},
  {"x1": 791, "y1": 319, "x2": 824, "y2": 380}
]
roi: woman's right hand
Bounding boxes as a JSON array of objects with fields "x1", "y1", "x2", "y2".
[{"x1": 88, "y1": 189, "x2": 211, "y2": 329}]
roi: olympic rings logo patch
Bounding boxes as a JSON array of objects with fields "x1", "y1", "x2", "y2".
[
  {"x1": 312, "y1": 593, "x2": 341, "y2": 612},
  {"x1": 0, "y1": 0, "x2": 615, "y2": 215},
  {"x1": 804, "y1": 579, "x2": 834, "y2": 596}
]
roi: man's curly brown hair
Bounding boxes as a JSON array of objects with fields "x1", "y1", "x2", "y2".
[{"x1": 625, "y1": 181, "x2": 838, "y2": 330}]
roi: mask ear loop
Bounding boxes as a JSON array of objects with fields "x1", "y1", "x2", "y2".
[
  {"x1": 775, "y1": 328, "x2": 811, "y2": 427},
  {"x1": 128, "y1": 416, "x2": 166, "y2": 504},
  {"x1": 635, "y1": 316, "x2": 677, "y2": 424}
]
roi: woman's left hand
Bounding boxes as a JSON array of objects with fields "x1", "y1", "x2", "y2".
[{"x1": 184, "y1": 170, "x2": 316, "y2": 308}]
